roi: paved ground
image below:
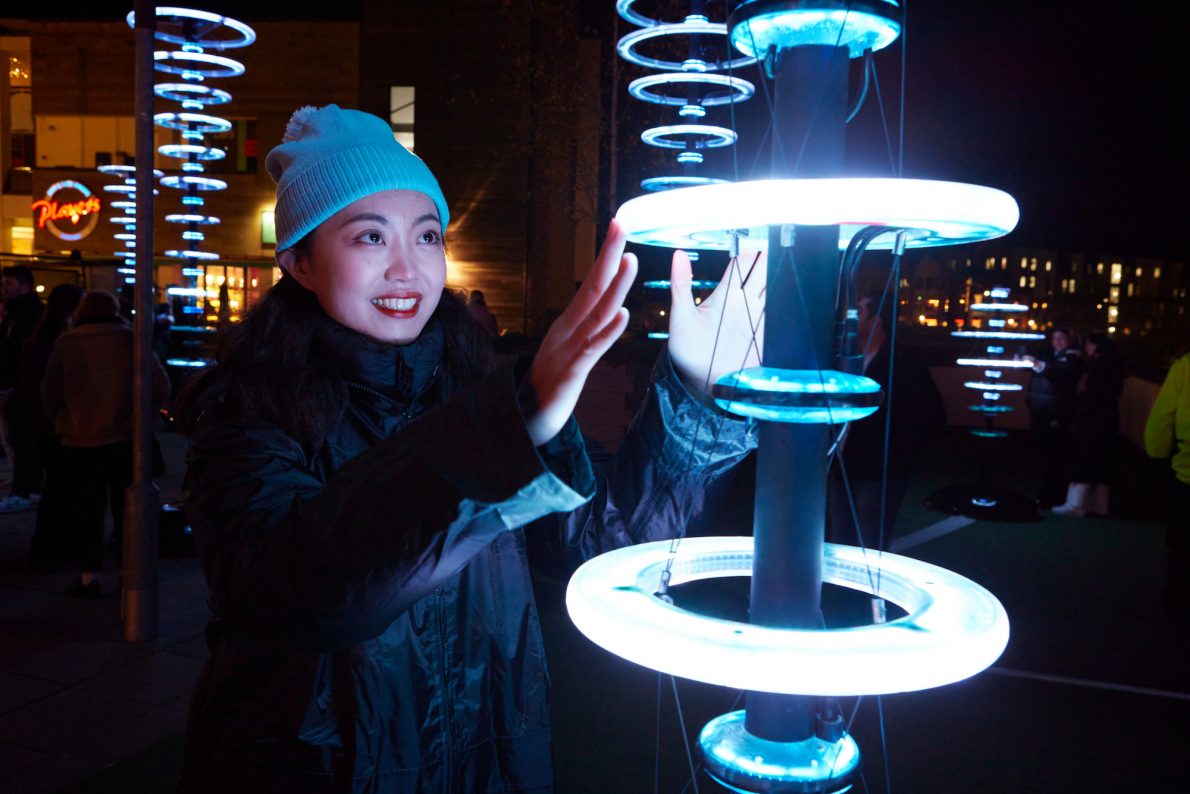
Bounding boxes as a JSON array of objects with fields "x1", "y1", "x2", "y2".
[{"x1": 0, "y1": 416, "x2": 1186, "y2": 792}]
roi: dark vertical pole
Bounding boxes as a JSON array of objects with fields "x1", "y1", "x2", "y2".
[
  {"x1": 124, "y1": 0, "x2": 159, "y2": 643},
  {"x1": 745, "y1": 44, "x2": 848, "y2": 742}
]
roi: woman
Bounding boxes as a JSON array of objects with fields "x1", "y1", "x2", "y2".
[
  {"x1": 1053, "y1": 332, "x2": 1125, "y2": 516},
  {"x1": 177, "y1": 105, "x2": 760, "y2": 790},
  {"x1": 1024, "y1": 326, "x2": 1084, "y2": 506}
]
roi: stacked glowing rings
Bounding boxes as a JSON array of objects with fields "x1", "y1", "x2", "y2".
[
  {"x1": 618, "y1": 20, "x2": 759, "y2": 72},
  {"x1": 615, "y1": 178, "x2": 1020, "y2": 252},
  {"x1": 97, "y1": 165, "x2": 162, "y2": 278},
  {"x1": 567, "y1": 537, "x2": 1010, "y2": 696}
]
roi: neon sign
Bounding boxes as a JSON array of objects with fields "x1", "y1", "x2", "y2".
[{"x1": 31, "y1": 180, "x2": 102, "y2": 241}]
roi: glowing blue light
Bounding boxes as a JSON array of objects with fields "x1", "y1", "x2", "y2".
[
  {"x1": 154, "y1": 112, "x2": 232, "y2": 134},
  {"x1": 641, "y1": 175, "x2": 729, "y2": 192},
  {"x1": 679, "y1": 104, "x2": 706, "y2": 118},
  {"x1": 618, "y1": 21, "x2": 758, "y2": 72},
  {"x1": 700, "y1": 711, "x2": 859, "y2": 793},
  {"x1": 158, "y1": 144, "x2": 227, "y2": 161},
  {"x1": 676, "y1": 151, "x2": 704, "y2": 164},
  {"x1": 628, "y1": 73, "x2": 756, "y2": 107},
  {"x1": 181, "y1": 306, "x2": 204, "y2": 314},
  {"x1": 129, "y1": 7, "x2": 256, "y2": 49},
  {"x1": 642, "y1": 279, "x2": 719, "y2": 290},
  {"x1": 182, "y1": 196, "x2": 205, "y2": 206},
  {"x1": 641, "y1": 124, "x2": 738, "y2": 149},
  {"x1": 982, "y1": 392, "x2": 1001, "y2": 401},
  {"x1": 988, "y1": 346, "x2": 1006, "y2": 354},
  {"x1": 989, "y1": 287, "x2": 1010, "y2": 298},
  {"x1": 969, "y1": 302, "x2": 1027, "y2": 312},
  {"x1": 730, "y1": 1, "x2": 902, "y2": 59},
  {"x1": 166, "y1": 357, "x2": 215, "y2": 367},
  {"x1": 970, "y1": 430, "x2": 1007, "y2": 439},
  {"x1": 616, "y1": 178, "x2": 1019, "y2": 252},
  {"x1": 182, "y1": 231, "x2": 205, "y2": 241},
  {"x1": 109, "y1": 216, "x2": 137, "y2": 225},
  {"x1": 160, "y1": 175, "x2": 228, "y2": 191},
  {"x1": 103, "y1": 185, "x2": 136, "y2": 194},
  {"x1": 566, "y1": 537, "x2": 1010, "y2": 696},
  {"x1": 117, "y1": 268, "x2": 136, "y2": 274},
  {"x1": 166, "y1": 249, "x2": 219, "y2": 260},
  {"x1": 167, "y1": 287, "x2": 215, "y2": 297},
  {"x1": 712, "y1": 367, "x2": 882, "y2": 424},
  {"x1": 181, "y1": 268, "x2": 204, "y2": 277},
  {"x1": 153, "y1": 50, "x2": 245, "y2": 79},
  {"x1": 983, "y1": 370, "x2": 1003, "y2": 378},
  {"x1": 988, "y1": 319, "x2": 1006, "y2": 327},
  {"x1": 972, "y1": 497, "x2": 998, "y2": 508},
  {"x1": 952, "y1": 330, "x2": 1045, "y2": 340},
  {"x1": 964, "y1": 381, "x2": 1022, "y2": 392},
  {"x1": 969, "y1": 404, "x2": 1014, "y2": 414},
  {"x1": 153, "y1": 82, "x2": 232, "y2": 105},
  {"x1": 114, "y1": 233, "x2": 136, "y2": 241},
  {"x1": 647, "y1": 332, "x2": 670, "y2": 339},
  {"x1": 165, "y1": 213, "x2": 220, "y2": 225}
]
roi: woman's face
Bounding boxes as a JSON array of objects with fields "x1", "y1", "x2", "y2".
[
  {"x1": 1084, "y1": 339, "x2": 1098, "y2": 357},
  {"x1": 282, "y1": 190, "x2": 446, "y2": 345},
  {"x1": 1051, "y1": 330, "x2": 1070, "y2": 352}
]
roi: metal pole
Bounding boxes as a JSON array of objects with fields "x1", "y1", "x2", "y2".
[
  {"x1": 124, "y1": 0, "x2": 159, "y2": 642},
  {"x1": 745, "y1": 44, "x2": 848, "y2": 742}
]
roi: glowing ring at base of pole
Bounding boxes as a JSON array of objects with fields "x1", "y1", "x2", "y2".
[
  {"x1": 566, "y1": 537, "x2": 1009, "y2": 696},
  {"x1": 641, "y1": 175, "x2": 729, "y2": 191},
  {"x1": 700, "y1": 711, "x2": 859, "y2": 794},
  {"x1": 712, "y1": 367, "x2": 882, "y2": 424},
  {"x1": 614, "y1": 178, "x2": 1018, "y2": 252}
]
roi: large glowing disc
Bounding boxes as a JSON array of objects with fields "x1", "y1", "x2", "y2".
[
  {"x1": 730, "y1": 0, "x2": 903, "y2": 59},
  {"x1": 614, "y1": 178, "x2": 1019, "y2": 252},
  {"x1": 567, "y1": 537, "x2": 1009, "y2": 696}
]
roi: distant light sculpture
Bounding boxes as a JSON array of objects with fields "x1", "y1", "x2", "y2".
[
  {"x1": 128, "y1": 6, "x2": 254, "y2": 367},
  {"x1": 925, "y1": 287, "x2": 1043, "y2": 521},
  {"x1": 571, "y1": 2, "x2": 1015, "y2": 791},
  {"x1": 97, "y1": 165, "x2": 162, "y2": 285}
]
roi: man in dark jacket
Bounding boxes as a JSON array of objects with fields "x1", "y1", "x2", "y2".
[
  {"x1": 1023, "y1": 327, "x2": 1084, "y2": 506},
  {"x1": 0, "y1": 265, "x2": 45, "y2": 512}
]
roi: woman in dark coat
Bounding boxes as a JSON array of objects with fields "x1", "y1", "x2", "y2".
[
  {"x1": 1053, "y1": 332, "x2": 1125, "y2": 516},
  {"x1": 1025, "y1": 326, "x2": 1084, "y2": 506},
  {"x1": 177, "y1": 105, "x2": 759, "y2": 791}
]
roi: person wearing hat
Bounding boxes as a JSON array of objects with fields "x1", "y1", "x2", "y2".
[{"x1": 177, "y1": 105, "x2": 761, "y2": 790}]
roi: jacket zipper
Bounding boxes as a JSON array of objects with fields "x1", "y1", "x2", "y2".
[
  {"x1": 346, "y1": 363, "x2": 441, "y2": 424},
  {"x1": 435, "y1": 586, "x2": 455, "y2": 793}
]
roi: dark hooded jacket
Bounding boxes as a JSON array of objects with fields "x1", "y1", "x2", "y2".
[{"x1": 179, "y1": 316, "x2": 755, "y2": 792}]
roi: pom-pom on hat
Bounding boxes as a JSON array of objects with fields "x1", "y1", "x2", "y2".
[{"x1": 265, "y1": 104, "x2": 449, "y2": 252}]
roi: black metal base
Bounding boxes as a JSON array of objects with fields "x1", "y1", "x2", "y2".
[{"x1": 924, "y1": 483, "x2": 1044, "y2": 523}]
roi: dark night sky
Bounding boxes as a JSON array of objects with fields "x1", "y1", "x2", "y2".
[{"x1": 17, "y1": 1, "x2": 1185, "y2": 261}]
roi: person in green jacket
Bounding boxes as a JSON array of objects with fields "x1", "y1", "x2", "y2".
[{"x1": 1144, "y1": 352, "x2": 1189, "y2": 617}]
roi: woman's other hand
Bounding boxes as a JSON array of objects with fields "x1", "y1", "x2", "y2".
[
  {"x1": 525, "y1": 222, "x2": 637, "y2": 446},
  {"x1": 667, "y1": 249, "x2": 766, "y2": 394}
]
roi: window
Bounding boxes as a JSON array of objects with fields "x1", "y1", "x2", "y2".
[
  {"x1": 390, "y1": 86, "x2": 415, "y2": 151},
  {"x1": 1110, "y1": 263, "x2": 1123, "y2": 285},
  {"x1": 1096, "y1": 262, "x2": 1105, "y2": 275}
]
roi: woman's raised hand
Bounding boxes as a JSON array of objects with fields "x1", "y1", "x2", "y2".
[
  {"x1": 525, "y1": 221, "x2": 638, "y2": 446},
  {"x1": 667, "y1": 249, "x2": 766, "y2": 394}
]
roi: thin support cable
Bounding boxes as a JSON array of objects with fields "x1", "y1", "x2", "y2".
[
  {"x1": 670, "y1": 676, "x2": 702, "y2": 794},
  {"x1": 899, "y1": 0, "x2": 908, "y2": 177},
  {"x1": 877, "y1": 694, "x2": 893, "y2": 794},
  {"x1": 867, "y1": 56, "x2": 897, "y2": 175}
]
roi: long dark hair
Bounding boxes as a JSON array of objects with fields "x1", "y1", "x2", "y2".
[
  {"x1": 31, "y1": 283, "x2": 85, "y2": 345},
  {"x1": 177, "y1": 274, "x2": 495, "y2": 447}
]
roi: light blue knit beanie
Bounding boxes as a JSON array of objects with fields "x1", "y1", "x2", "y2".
[{"x1": 266, "y1": 104, "x2": 449, "y2": 252}]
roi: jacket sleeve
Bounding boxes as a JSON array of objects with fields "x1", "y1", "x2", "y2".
[
  {"x1": 185, "y1": 363, "x2": 590, "y2": 652},
  {"x1": 1145, "y1": 356, "x2": 1186, "y2": 459},
  {"x1": 537, "y1": 352, "x2": 758, "y2": 569}
]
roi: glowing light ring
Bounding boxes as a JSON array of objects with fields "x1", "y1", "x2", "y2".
[
  {"x1": 165, "y1": 357, "x2": 215, "y2": 368},
  {"x1": 700, "y1": 711, "x2": 860, "y2": 792},
  {"x1": 103, "y1": 185, "x2": 136, "y2": 194},
  {"x1": 969, "y1": 302, "x2": 1027, "y2": 312},
  {"x1": 951, "y1": 330, "x2": 1045, "y2": 340},
  {"x1": 618, "y1": 23, "x2": 758, "y2": 72},
  {"x1": 165, "y1": 249, "x2": 219, "y2": 260},
  {"x1": 128, "y1": 7, "x2": 255, "y2": 49},
  {"x1": 97, "y1": 165, "x2": 164, "y2": 178},
  {"x1": 970, "y1": 429, "x2": 1008, "y2": 439},
  {"x1": 729, "y1": 0, "x2": 903, "y2": 59},
  {"x1": 616, "y1": 0, "x2": 665, "y2": 27},
  {"x1": 109, "y1": 216, "x2": 137, "y2": 225},
  {"x1": 153, "y1": 50, "x2": 245, "y2": 79},
  {"x1": 956, "y1": 358, "x2": 1032, "y2": 368},
  {"x1": 158, "y1": 144, "x2": 227, "y2": 161},
  {"x1": 642, "y1": 279, "x2": 720, "y2": 290},
  {"x1": 154, "y1": 83, "x2": 232, "y2": 105},
  {"x1": 641, "y1": 124, "x2": 737, "y2": 149},
  {"x1": 712, "y1": 367, "x2": 882, "y2": 424},
  {"x1": 969, "y1": 404, "x2": 1013, "y2": 414},
  {"x1": 165, "y1": 213, "x2": 221, "y2": 225},
  {"x1": 628, "y1": 73, "x2": 756, "y2": 107},
  {"x1": 615, "y1": 178, "x2": 1019, "y2": 252},
  {"x1": 160, "y1": 175, "x2": 228, "y2": 191},
  {"x1": 154, "y1": 112, "x2": 232, "y2": 134},
  {"x1": 964, "y1": 381, "x2": 1022, "y2": 392},
  {"x1": 567, "y1": 537, "x2": 1009, "y2": 696},
  {"x1": 641, "y1": 175, "x2": 729, "y2": 191}
]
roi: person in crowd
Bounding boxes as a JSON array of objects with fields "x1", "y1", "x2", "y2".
[
  {"x1": 174, "y1": 104, "x2": 761, "y2": 790},
  {"x1": 0, "y1": 265, "x2": 46, "y2": 512},
  {"x1": 25, "y1": 283, "x2": 85, "y2": 570},
  {"x1": 1023, "y1": 326, "x2": 1084, "y2": 507},
  {"x1": 1052, "y1": 331, "x2": 1125, "y2": 516},
  {"x1": 41, "y1": 291, "x2": 171, "y2": 598},
  {"x1": 1144, "y1": 351, "x2": 1190, "y2": 618},
  {"x1": 828, "y1": 291, "x2": 946, "y2": 552},
  {"x1": 467, "y1": 288, "x2": 499, "y2": 336}
]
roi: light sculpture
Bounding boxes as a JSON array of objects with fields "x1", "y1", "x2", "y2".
[
  {"x1": 128, "y1": 6, "x2": 254, "y2": 368},
  {"x1": 570, "y1": 2, "x2": 1015, "y2": 791},
  {"x1": 97, "y1": 165, "x2": 163, "y2": 285},
  {"x1": 926, "y1": 287, "x2": 1044, "y2": 521}
]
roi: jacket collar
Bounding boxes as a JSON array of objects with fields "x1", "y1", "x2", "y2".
[{"x1": 313, "y1": 310, "x2": 443, "y2": 398}]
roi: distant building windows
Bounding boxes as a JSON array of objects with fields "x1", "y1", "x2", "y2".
[
  {"x1": 1045, "y1": 260, "x2": 1052, "y2": 271},
  {"x1": 390, "y1": 86, "x2": 415, "y2": 151},
  {"x1": 1096, "y1": 262, "x2": 1105, "y2": 275},
  {"x1": 1019, "y1": 275, "x2": 1027, "y2": 288},
  {"x1": 1110, "y1": 263, "x2": 1123, "y2": 285},
  {"x1": 1127, "y1": 282, "x2": 1135, "y2": 297},
  {"x1": 1155, "y1": 267, "x2": 1162, "y2": 279},
  {"x1": 1135, "y1": 266, "x2": 1143, "y2": 278}
]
